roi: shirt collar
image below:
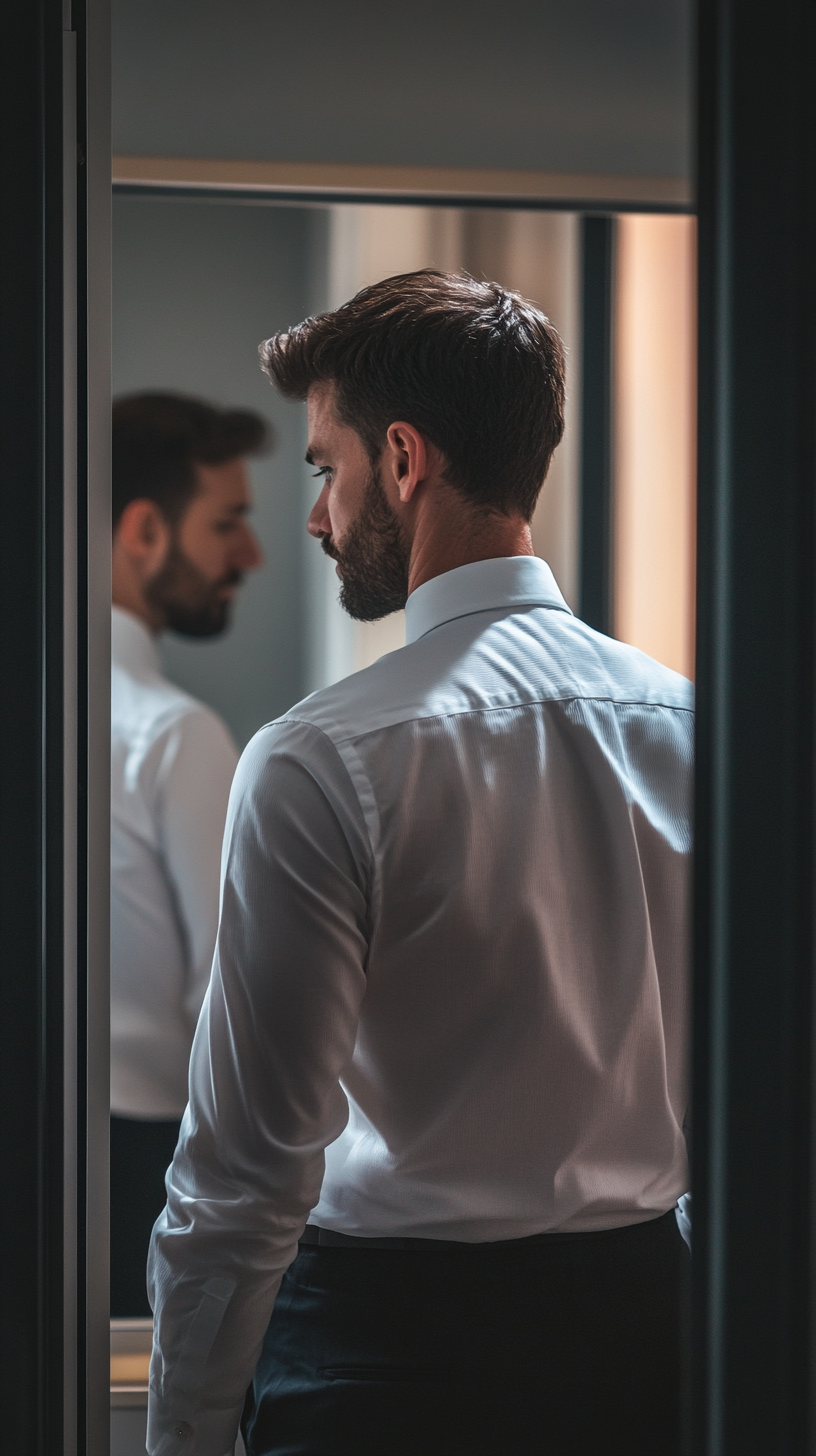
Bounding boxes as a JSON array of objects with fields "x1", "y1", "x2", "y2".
[
  {"x1": 404, "y1": 556, "x2": 572, "y2": 646},
  {"x1": 111, "y1": 605, "x2": 162, "y2": 676}
]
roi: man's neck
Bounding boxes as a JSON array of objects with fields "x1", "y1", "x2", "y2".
[{"x1": 406, "y1": 498, "x2": 533, "y2": 598}]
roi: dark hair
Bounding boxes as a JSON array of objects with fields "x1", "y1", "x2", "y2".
[
  {"x1": 260, "y1": 269, "x2": 565, "y2": 521},
  {"x1": 112, "y1": 392, "x2": 270, "y2": 529}
]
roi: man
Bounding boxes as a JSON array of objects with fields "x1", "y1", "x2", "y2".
[
  {"x1": 110, "y1": 392, "x2": 267, "y2": 1317},
  {"x1": 147, "y1": 274, "x2": 692, "y2": 1456}
]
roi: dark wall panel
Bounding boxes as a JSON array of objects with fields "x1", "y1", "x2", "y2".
[{"x1": 692, "y1": 0, "x2": 816, "y2": 1449}]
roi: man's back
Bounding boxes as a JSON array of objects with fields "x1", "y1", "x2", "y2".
[
  {"x1": 319, "y1": 558, "x2": 691, "y2": 1234},
  {"x1": 148, "y1": 557, "x2": 692, "y2": 1454},
  {"x1": 207, "y1": 555, "x2": 692, "y2": 1244}
]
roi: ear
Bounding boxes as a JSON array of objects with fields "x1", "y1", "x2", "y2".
[
  {"x1": 384, "y1": 421, "x2": 430, "y2": 504},
  {"x1": 115, "y1": 498, "x2": 171, "y2": 574}
]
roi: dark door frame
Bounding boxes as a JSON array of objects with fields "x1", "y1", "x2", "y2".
[
  {"x1": 691, "y1": 0, "x2": 816, "y2": 1449},
  {"x1": 0, "y1": 1, "x2": 110, "y2": 1453}
]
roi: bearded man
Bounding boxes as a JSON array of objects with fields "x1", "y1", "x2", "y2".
[
  {"x1": 110, "y1": 392, "x2": 266, "y2": 1317},
  {"x1": 147, "y1": 274, "x2": 692, "y2": 1456}
]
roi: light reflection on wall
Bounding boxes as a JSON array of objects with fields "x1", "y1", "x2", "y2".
[{"x1": 613, "y1": 214, "x2": 697, "y2": 680}]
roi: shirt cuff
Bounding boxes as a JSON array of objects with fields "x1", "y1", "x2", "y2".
[{"x1": 147, "y1": 1397, "x2": 243, "y2": 1456}]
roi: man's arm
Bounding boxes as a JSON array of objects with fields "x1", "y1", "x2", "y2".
[
  {"x1": 156, "y1": 706, "x2": 238, "y2": 1028},
  {"x1": 146, "y1": 719, "x2": 371, "y2": 1456}
]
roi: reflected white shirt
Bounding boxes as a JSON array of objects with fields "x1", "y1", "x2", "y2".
[
  {"x1": 111, "y1": 607, "x2": 238, "y2": 1118},
  {"x1": 147, "y1": 557, "x2": 693, "y2": 1456}
]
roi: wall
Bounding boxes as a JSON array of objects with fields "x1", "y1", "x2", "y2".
[
  {"x1": 613, "y1": 214, "x2": 697, "y2": 678},
  {"x1": 112, "y1": 195, "x2": 317, "y2": 746},
  {"x1": 112, "y1": 0, "x2": 691, "y2": 180}
]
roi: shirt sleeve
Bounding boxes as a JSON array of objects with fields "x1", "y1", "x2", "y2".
[
  {"x1": 146, "y1": 718, "x2": 372, "y2": 1456},
  {"x1": 155, "y1": 706, "x2": 239, "y2": 1030}
]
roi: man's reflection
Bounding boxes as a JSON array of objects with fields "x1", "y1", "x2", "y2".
[{"x1": 109, "y1": 392, "x2": 268, "y2": 1316}]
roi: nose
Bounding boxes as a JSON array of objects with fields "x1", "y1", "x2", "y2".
[{"x1": 307, "y1": 481, "x2": 331, "y2": 540}]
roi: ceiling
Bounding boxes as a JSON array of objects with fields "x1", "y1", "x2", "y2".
[{"x1": 113, "y1": 0, "x2": 692, "y2": 179}]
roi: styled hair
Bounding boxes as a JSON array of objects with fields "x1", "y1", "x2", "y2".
[
  {"x1": 112, "y1": 392, "x2": 270, "y2": 529},
  {"x1": 260, "y1": 269, "x2": 565, "y2": 521}
]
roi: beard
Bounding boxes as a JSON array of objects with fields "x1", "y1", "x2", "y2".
[
  {"x1": 144, "y1": 542, "x2": 243, "y2": 638},
  {"x1": 322, "y1": 466, "x2": 410, "y2": 622}
]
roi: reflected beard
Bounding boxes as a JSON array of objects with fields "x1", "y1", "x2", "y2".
[
  {"x1": 144, "y1": 542, "x2": 243, "y2": 639},
  {"x1": 322, "y1": 467, "x2": 410, "y2": 622}
]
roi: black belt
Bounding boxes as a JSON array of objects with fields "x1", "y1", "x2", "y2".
[{"x1": 299, "y1": 1209, "x2": 677, "y2": 1252}]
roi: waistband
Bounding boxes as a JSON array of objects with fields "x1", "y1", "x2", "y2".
[{"x1": 299, "y1": 1208, "x2": 678, "y2": 1252}]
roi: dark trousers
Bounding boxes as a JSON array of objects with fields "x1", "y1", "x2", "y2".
[
  {"x1": 242, "y1": 1209, "x2": 689, "y2": 1456},
  {"x1": 110, "y1": 1114, "x2": 181, "y2": 1317}
]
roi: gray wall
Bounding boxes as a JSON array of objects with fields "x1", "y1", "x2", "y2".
[
  {"x1": 112, "y1": 0, "x2": 691, "y2": 179},
  {"x1": 113, "y1": 196, "x2": 321, "y2": 747}
]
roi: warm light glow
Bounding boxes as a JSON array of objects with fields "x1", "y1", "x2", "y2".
[
  {"x1": 614, "y1": 215, "x2": 697, "y2": 679},
  {"x1": 110, "y1": 1353, "x2": 151, "y2": 1385}
]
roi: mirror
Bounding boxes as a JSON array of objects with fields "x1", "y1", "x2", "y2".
[{"x1": 109, "y1": 190, "x2": 695, "y2": 1450}]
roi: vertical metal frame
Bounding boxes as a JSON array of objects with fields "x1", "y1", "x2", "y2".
[
  {"x1": 63, "y1": 22, "x2": 80, "y2": 1450},
  {"x1": 578, "y1": 214, "x2": 616, "y2": 634},
  {"x1": 0, "y1": 0, "x2": 110, "y2": 1452},
  {"x1": 692, "y1": 0, "x2": 816, "y2": 1450},
  {"x1": 0, "y1": 1, "x2": 71, "y2": 1446},
  {"x1": 83, "y1": 0, "x2": 113, "y2": 1446}
]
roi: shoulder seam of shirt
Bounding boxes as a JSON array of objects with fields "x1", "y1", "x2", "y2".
[
  {"x1": 262, "y1": 715, "x2": 375, "y2": 863},
  {"x1": 281, "y1": 692, "x2": 694, "y2": 750}
]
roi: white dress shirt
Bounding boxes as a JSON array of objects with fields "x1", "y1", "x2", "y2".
[
  {"x1": 147, "y1": 557, "x2": 693, "y2": 1456},
  {"x1": 111, "y1": 607, "x2": 238, "y2": 1119}
]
